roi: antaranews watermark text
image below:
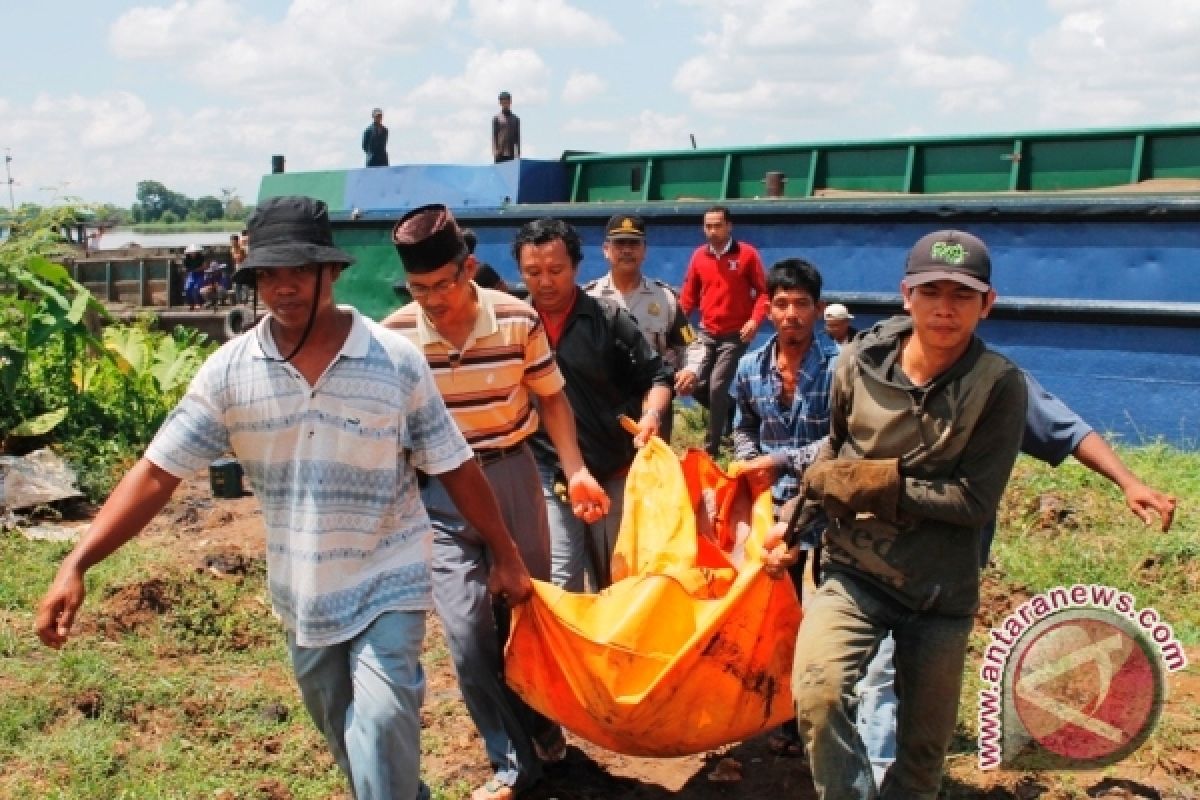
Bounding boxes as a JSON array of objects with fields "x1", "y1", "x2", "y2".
[{"x1": 978, "y1": 583, "x2": 1187, "y2": 770}]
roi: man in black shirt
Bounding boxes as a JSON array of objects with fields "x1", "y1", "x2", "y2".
[{"x1": 513, "y1": 218, "x2": 673, "y2": 590}]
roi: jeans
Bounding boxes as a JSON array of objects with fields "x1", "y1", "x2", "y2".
[
  {"x1": 856, "y1": 634, "x2": 898, "y2": 787},
  {"x1": 855, "y1": 533, "x2": 993, "y2": 787},
  {"x1": 289, "y1": 610, "x2": 427, "y2": 800},
  {"x1": 692, "y1": 332, "x2": 747, "y2": 457},
  {"x1": 791, "y1": 572, "x2": 973, "y2": 800},
  {"x1": 537, "y1": 457, "x2": 628, "y2": 591}
]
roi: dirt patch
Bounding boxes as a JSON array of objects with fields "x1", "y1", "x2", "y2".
[
  {"x1": 520, "y1": 735, "x2": 816, "y2": 799},
  {"x1": 84, "y1": 475, "x2": 1199, "y2": 798},
  {"x1": 1033, "y1": 493, "x2": 1078, "y2": 530},
  {"x1": 99, "y1": 577, "x2": 173, "y2": 633},
  {"x1": 977, "y1": 572, "x2": 1034, "y2": 633},
  {"x1": 253, "y1": 778, "x2": 293, "y2": 800},
  {"x1": 72, "y1": 688, "x2": 104, "y2": 720}
]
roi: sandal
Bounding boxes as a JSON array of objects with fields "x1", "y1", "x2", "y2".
[
  {"x1": 767, "y1": 732, "x2": 806, "y2": 758},
  {"x1": 471, "y1": 777, "x2": 515, "y2": 800},
  {"x1": 533, "y1": 726, "x2": 568, "y2": 763}
]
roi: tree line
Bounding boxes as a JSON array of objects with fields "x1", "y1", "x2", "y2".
[
  {"x1": 130, "y1": 180, "x2": 250, "y2": 224},
  {"x1": 0, "y1": 181, "x2": 253, "y2": 231}
]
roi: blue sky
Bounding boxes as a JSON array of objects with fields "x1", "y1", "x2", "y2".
[{"x1": 3, "y1": 0, "x2": 1200, "y2": 208}]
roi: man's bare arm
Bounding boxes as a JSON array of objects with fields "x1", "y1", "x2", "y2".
[
  {"x1": 1072, "y1": 432, "x2": 1177, "y2": 532},
  {"x1": 37, "y1": 459, "x2": 182, "y2": 647}
]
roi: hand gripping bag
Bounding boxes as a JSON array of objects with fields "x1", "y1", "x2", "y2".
[{"x1": 505, "y1": 438, "x2": 803, "y2": 756}]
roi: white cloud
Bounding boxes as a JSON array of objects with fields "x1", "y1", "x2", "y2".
[
  {"x1": 111, "y1": 0, "x2": 454, "y2": 97},
  {"x1": 11, "y1": 0, "x2": 1200, "y2": 211},
  {"x1": 1024, "y1": 0, "x2": 1200, "y2": 127},
  {"x1": 563, "y1": 118, "x2": 619, "y2": 134},
  {"x1": 935, "y1": 87, "x2": 1012, "y2": 118},
  {"x1": 674, "y1": 59, "x2": 861, "y2": 115},
  {"x1": 418, "y1": 109, "x2": 492, "y2": 163},
  {"x1": 77, "y1": 93, "x2": 155, "y2": 149},
  {"x1": 897, "y1": 47, "x2": 1011, "y2": 89},
  {"x1": 627, "y1": 110, "x2": 690, "y2": 151},
  {"x1": 408, "y1": 47, "x2": 550, "y2": 107},
  {"x1": 671, "y1": 1, "x2": 944, "y2": 118},
  {"x1": 468, "y1": 0, "x2": 619, "y2": 45},
  {"x1": 562, "y1": 71, "x2": 606, "y2": 104},
  {"x1": 8, "y1": 92, "x2": 153, "y2": 153},
  {"x1": 108, "y1": 0, "x2": 239, "y2": 59}
]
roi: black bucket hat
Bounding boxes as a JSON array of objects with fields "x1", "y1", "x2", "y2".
[{"x1": 233, "y1": 195, "x2": 354, "y2": 286}]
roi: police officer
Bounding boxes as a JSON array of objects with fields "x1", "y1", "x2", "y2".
[{"x1": 585, "y1": 214, "x2": 702, "y2": 442}]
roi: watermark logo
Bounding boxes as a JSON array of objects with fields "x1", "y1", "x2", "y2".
[{"x1": 978, "y1": 584, "x2": 1187, "y2": 770}]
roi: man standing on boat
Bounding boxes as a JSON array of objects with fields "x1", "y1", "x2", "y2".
[
  {"x1": 678, "y1": 205, "x2": 769, "y2": 457},
  {"x1": 584, "y1": 213, "x2": 702, "y2": 442},
  {"x1": 492, "y1": 91, "x2": 520, "y2": 163},
  {"x1": 384, "y1": 204, "x2": 608, "y2": 800},
  {"x1": 363, "y1": 107, "x2": 389, "y2": 167}
]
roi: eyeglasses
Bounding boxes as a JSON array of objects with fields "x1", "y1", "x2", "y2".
[{"x1": 407, "y1": 265, "x2": 464, "y2": 299}]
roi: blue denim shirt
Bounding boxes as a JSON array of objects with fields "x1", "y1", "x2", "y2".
[{"x1": 731, "y1": 332, "x2": 840, "y2": 514}]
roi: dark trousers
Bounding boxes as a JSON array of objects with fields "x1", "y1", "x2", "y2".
[{"x1": 692, "y1": 331, "x2": 747, "y2": 457}]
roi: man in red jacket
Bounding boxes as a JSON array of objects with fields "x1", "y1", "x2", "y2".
[{"x1": 678, "y1": 205, "x2": 769, "y2": 457}]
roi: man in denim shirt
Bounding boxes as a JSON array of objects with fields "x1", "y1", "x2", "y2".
[
  {"x1": 729, "y1": 257, "x2": 839, "y2": 757},
  {"x1": 731, "y1": 258, "x2": 839, "y2": 517}
]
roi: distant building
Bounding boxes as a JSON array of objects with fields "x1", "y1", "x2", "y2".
[{"x1": 90, "y1": 229, "x2": 234, "y2": 251}]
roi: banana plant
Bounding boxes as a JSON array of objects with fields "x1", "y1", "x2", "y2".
[
  {"x1": 0, "y1": 209, "x2": 108, "y2": 435},
  {"x1": 103, "y1": 324, "x2": 209, "y2": 395}
]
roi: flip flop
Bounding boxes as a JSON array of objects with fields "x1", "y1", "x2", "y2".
[
  {"x1": 471, "y1": 777, "x2": 515, "y2": 800},
  {"x1": 533, "y1": 727, "x2": 568, "y2": 763},
  {"x1": 767, "y1": 733, "x2": 806, "y2": 758}
]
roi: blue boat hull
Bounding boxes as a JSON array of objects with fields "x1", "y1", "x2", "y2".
[{"x1": 261, "y1": 162, "x2": 1200, "y2": 447}]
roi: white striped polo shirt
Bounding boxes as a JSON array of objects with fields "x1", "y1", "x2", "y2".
[{"x1": 145, "y1": 307, "x2": 471, "y2": 647}]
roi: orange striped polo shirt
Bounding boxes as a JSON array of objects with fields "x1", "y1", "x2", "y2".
[{"x1": 386, "y1": 286, "x2": 565, "y2": 450}]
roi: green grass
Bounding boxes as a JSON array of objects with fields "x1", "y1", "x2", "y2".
[
  {"x1": 0, "y1": 535, "x2": 344, "y2": 799},
  {"x1": 3, "y1": 436, "x2": 1197, "y2": 797},
  {"x1": 993, "y1": 440, "x2": 1200, "y2": 644},
  {"x1": 671, "y1": 402, "x2": 709, "y2": 453},
  {"x1": 953, "y1": 439, "x2": 1200, "y2": 786}
]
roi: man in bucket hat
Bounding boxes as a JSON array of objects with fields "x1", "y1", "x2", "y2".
[
  {"x1": 36, "y1": 195, "x2": 533, "y2": 800},
  {"x1": 385, "y1": 204, "x2": 608, "y2": 800}
]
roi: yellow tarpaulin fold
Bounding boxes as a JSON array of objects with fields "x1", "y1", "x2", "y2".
[{"x1": 505, "y1": 438, "x2": 803, "y2": 757}]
